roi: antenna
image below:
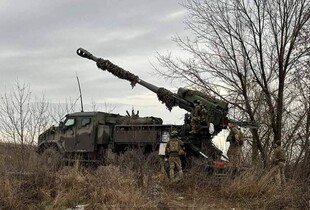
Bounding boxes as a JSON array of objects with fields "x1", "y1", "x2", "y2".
[{"x1": 76, "y1": 73, "x2": 84, "y2": 112}]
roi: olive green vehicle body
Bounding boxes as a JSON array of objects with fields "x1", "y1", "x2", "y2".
[{"x1": 37, "y1": 111, "x2": 173, "y2": 163}]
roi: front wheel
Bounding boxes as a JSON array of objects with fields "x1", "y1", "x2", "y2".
[{"x1": 41, "y1": 147, "x2": 62, "y2": 171}]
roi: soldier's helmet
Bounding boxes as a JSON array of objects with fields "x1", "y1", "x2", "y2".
[
  {"x1": 228, "y1": 122, "x2": 236, "y2": 128},
  {"x1": 170, "y1": 130, "x2": 178, "y2": 137}
]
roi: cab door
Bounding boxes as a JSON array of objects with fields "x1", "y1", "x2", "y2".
[
  {"x1": 75, "y1": 117, "x2": 95, "y2": 152},
  {"x1": 60, "y1": 117, "x2": 77, "y2": 152}
]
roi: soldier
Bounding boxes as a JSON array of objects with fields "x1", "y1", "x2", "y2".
[
  {"x1": 226, "y1": 123, "x2": 244, "y2": 170},
  {"x1": 271, "y1": 141, "x2": 286, "y2": 186},
  {"x1": 165, "y1": 130, "x2": 185, "y2": 181},
  {"x1": 190, "y1": 100, "x2": 207, "y2": 134}
]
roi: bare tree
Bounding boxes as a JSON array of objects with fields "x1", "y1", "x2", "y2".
[
  {"x1": 47, "y1": 98, "x2": 80, "y2": 124},
  {"x1": 89, "y1": 100, "x2": 117, "y2": 113},
  {"x1": 0, "y1": 80, "x2": 49, "y2": 145},
  {"x1": 290, "y1": 26, "x2": 310, "y2": 171},
  {"x1": 28, "y1": 95, "x2": 50, "y2": 144},
  {"x1": 156, "y1": 0, "x2": 310, "y2": 164}
]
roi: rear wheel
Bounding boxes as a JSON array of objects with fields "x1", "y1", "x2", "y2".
[{"x1": 145, "y1": 151, "x2": 162, "y2": 173}]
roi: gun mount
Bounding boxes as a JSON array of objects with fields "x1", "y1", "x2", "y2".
[{"x1": 77, "y1": 48, "x2": 229, "y2": 137}]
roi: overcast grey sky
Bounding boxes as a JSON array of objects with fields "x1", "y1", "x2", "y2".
[{"x1": 0, "y1": 0, "x2": 191, "y2": 124}]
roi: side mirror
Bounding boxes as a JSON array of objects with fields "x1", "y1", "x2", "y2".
[{"x1": 59, "y1": 121, "x2": 64, "y2": 130}]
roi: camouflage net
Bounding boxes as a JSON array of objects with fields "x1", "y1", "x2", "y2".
[
  {"x1": 96, "y1": 58, "x2": 176, "y2": 111},
  {"x1": 157, "y1": 88, "x2": 176, "y2": 111},
  {"x1": 96, "y1": 58, "x2": 139, "y2": 88}
]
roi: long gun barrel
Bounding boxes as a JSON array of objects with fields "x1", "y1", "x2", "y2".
[
  {"x1": 77, "y1": 48, "x2": 192, "y2": 111},
  {"x1": 77, "y1": 48, "x2": 234, "y2": 133}
]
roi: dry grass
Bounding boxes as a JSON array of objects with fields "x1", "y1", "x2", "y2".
[
  {"x1": 0, "y1": 143, "x2": 309, "y2": 209},
  {"x1": 220, "y1": 168, "x2": 306, "y2": 209}
]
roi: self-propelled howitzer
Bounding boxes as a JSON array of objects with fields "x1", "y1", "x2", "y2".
[{"x1": 77, "y1": 48, "x2": 229, "y2": 137}]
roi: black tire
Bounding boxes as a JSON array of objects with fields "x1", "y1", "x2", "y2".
[
  {"x1": 145, "y1": 151, "x2": 162, "y2": 173},
  {"x1": 41, "y1": 147, "x2": 62, "y2": 171}
]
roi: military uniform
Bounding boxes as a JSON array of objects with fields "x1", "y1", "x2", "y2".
[
  {"x1": 190, "y1": 101, "x2": 207, "y2": 133},
  {"x1": 226, "y1": 124, "x2": 243, "y2": 169},
  {"x1": 271, "y1": 143, "x2": 286, "y2": 186},
  {"x1": 165, "y1": 133, "x2": 184, "y2": 181}
]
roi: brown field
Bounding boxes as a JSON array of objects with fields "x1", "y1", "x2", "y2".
[{"x1": 0, "y1": 143, "x2": 309, "y2": 210}]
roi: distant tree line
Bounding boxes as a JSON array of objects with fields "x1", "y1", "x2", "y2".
[{"x1": 0, "y1": 80, "x2": 116, "y2": 145}]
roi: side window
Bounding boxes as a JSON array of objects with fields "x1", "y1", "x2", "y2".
[
  {"x1": 64, "y1": 118, "x2": 75, "y2": 127},
  {"x1": 81, "y1": 118, "x2": 91, "y2": 127}
]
